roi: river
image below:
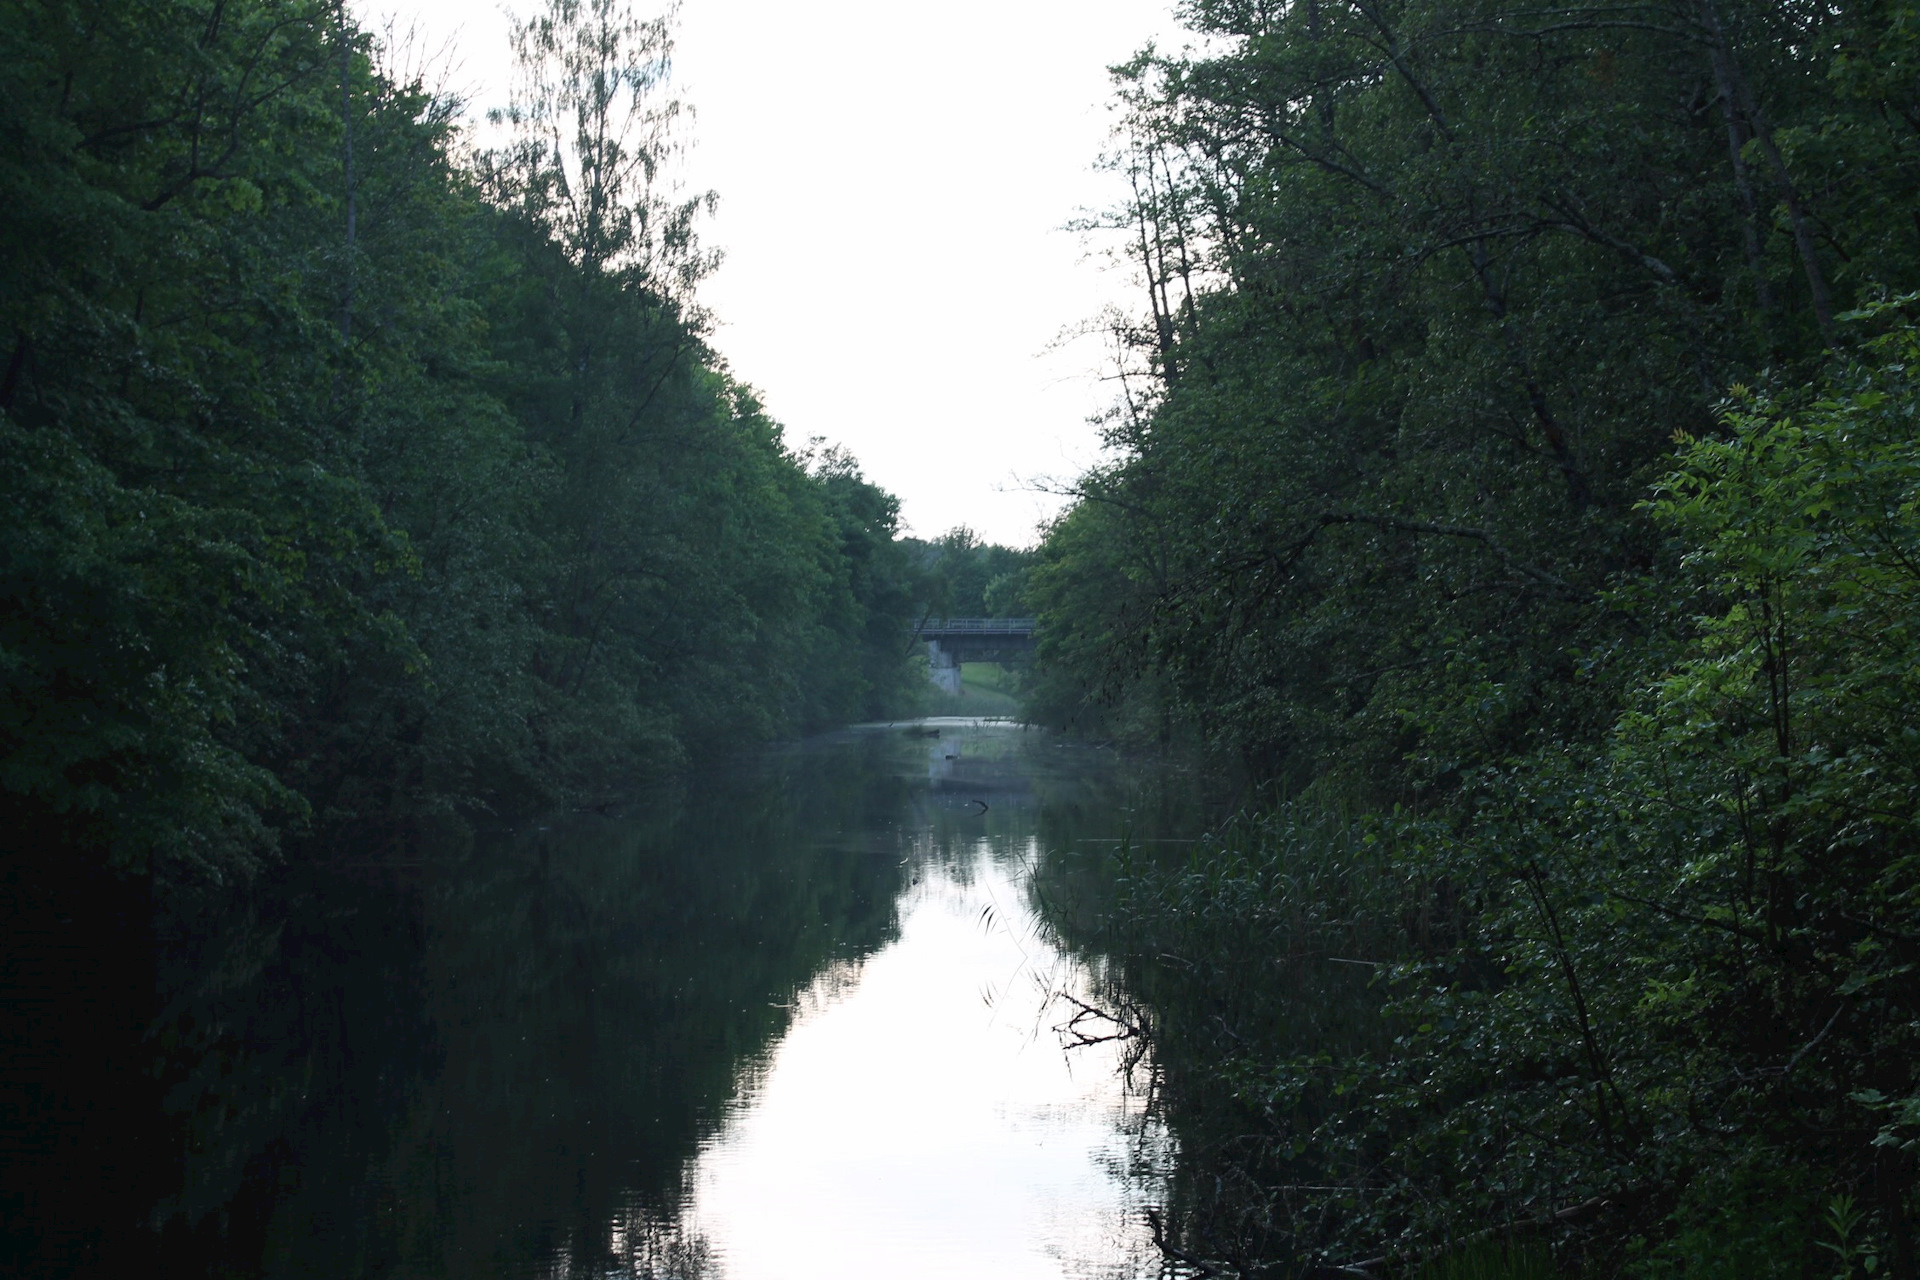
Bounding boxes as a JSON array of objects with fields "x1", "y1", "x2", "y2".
[{"x1": 9, "y1": 719, "x2": 1214, "y2": 1278}]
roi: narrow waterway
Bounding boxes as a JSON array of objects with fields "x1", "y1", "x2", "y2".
[{"x1": 15, "y1": 720, "x2": 1213, "y2": 1278}]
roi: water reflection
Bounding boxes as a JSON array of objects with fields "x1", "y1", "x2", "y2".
[
  {"x1": 9, "y1": 720, "x2": 1208, "y2": 1278},
  {"x1": 686, "y1": 838, "x2": 1167, "y2": 1280}
]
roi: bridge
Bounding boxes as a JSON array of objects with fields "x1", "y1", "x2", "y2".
[{"x1": 910, "y1": 618, "x2": 1036, "y2": 694}]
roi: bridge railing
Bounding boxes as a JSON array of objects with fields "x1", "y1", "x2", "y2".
[{"x1": 910, "y1": 617, "x2": 1037, "y2": 636}]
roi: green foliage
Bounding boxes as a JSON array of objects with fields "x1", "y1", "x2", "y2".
[
  {"x1": 903, "y1": 526, "x2": 1036, "y2": 620},
  {"x1": 0, "y1": 0, "x2": 925, "y2": 883},
  {"x1": 1027, "y1": 0, "x2": 1920, "y2": 1258},
  {"x1": 1048, "y1": 313, "x2": 1920, "y2": 1273},
  {"x1": 1418, "y1": 1243, "x2": 1556, "y2": 1280},
  {"x1": 1031, "y1": 0, "x2": 1920, "y2": 787},
  {"x1": 1820, "y1": 1194, "x2": 1885, "y2": 1280},
  {"x1": 1024, "y1": 497, "x2": 1178, "y2": 742}
]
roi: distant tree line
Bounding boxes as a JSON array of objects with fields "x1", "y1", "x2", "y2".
[
  {"x1": 902, "y1": 527, "x2": 1035, "y2": 620},
  {"x1": 1028, "y1": 0, "x2": 1920, "y2": 1272},
  {"x1": 0, "y1": 0, "x2": 933, "y2": 887}
]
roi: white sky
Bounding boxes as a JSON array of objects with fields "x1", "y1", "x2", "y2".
[{"x1": 366, "y1": 0, "x2": 1185, "y2": 547}]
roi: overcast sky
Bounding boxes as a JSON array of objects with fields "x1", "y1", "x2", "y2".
[{"x1": 363, "y1": 0, "x2": 1183, "y2": 547}]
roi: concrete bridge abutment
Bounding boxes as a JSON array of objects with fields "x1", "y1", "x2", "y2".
[
  {"x1": 926, "y1": 639, "x2": 964, "y2": 695},
  {"x1": 910, "y1": 619, "x2": 1037, "y2": 693}
]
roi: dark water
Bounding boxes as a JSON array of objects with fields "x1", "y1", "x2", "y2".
[{"x1": 4, "y1": 720, "x2": 1212, "y2": 1279}]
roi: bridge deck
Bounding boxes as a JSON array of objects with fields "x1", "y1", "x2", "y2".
[{"x1": 912, "y1": 617, "x2": 1036, "y2": 640}]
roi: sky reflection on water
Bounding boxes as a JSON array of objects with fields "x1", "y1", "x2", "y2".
[{"x1": 685, "y1": 833, "x2": 1170, "y2": 1280}]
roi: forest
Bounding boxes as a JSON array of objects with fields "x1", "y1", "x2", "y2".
[
  {"x1": 8, "y1": 0, "x2": 1920, "y2": 1275},
  {"x1": 0, "y1": 0, "x2": 959, "y2": 889},
  {"x1": 1023, "y1": 0, "x2": 1920, "y2": 1273}
]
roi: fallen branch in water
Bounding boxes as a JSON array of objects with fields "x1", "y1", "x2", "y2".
[
  {"x1": 1052, "y1": 990, "x2": 1155, "y2": 1080},
  {"x1": 1053, "y1": 991, "x2": 1150, "y2": 1050},
  {"x1": 1146, "y1": 1208, "x2": 1229, "y2": 1279}
]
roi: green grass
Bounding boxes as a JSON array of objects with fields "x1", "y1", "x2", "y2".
[{"x1": 920, "y1": 662, "x2": 1024, "y2": 717}]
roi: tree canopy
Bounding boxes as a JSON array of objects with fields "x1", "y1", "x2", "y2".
[
  {"x1": 0, "y1": 0, "x2": 926, "y2": 884},
  {"x1": 1028, "y1": 0, "x2": 1920, "y2": 1270}
]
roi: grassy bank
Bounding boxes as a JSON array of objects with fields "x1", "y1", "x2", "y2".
[{"x1": 919, "y1": 662, "x2": 1024, "y2": 719}]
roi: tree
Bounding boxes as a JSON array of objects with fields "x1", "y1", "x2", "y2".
[{"x1": 0, "y1": 0, "x2": 926, "y2": 884}]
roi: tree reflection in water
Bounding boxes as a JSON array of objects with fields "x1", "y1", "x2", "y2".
[{"x1": 13, "y1": 723, "x2": 1212, "y2": 1279}]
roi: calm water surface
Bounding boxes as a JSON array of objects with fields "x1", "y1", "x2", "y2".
[{"x1": 8, "y1": 720, "x2": 1212, "y2": 1278}]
